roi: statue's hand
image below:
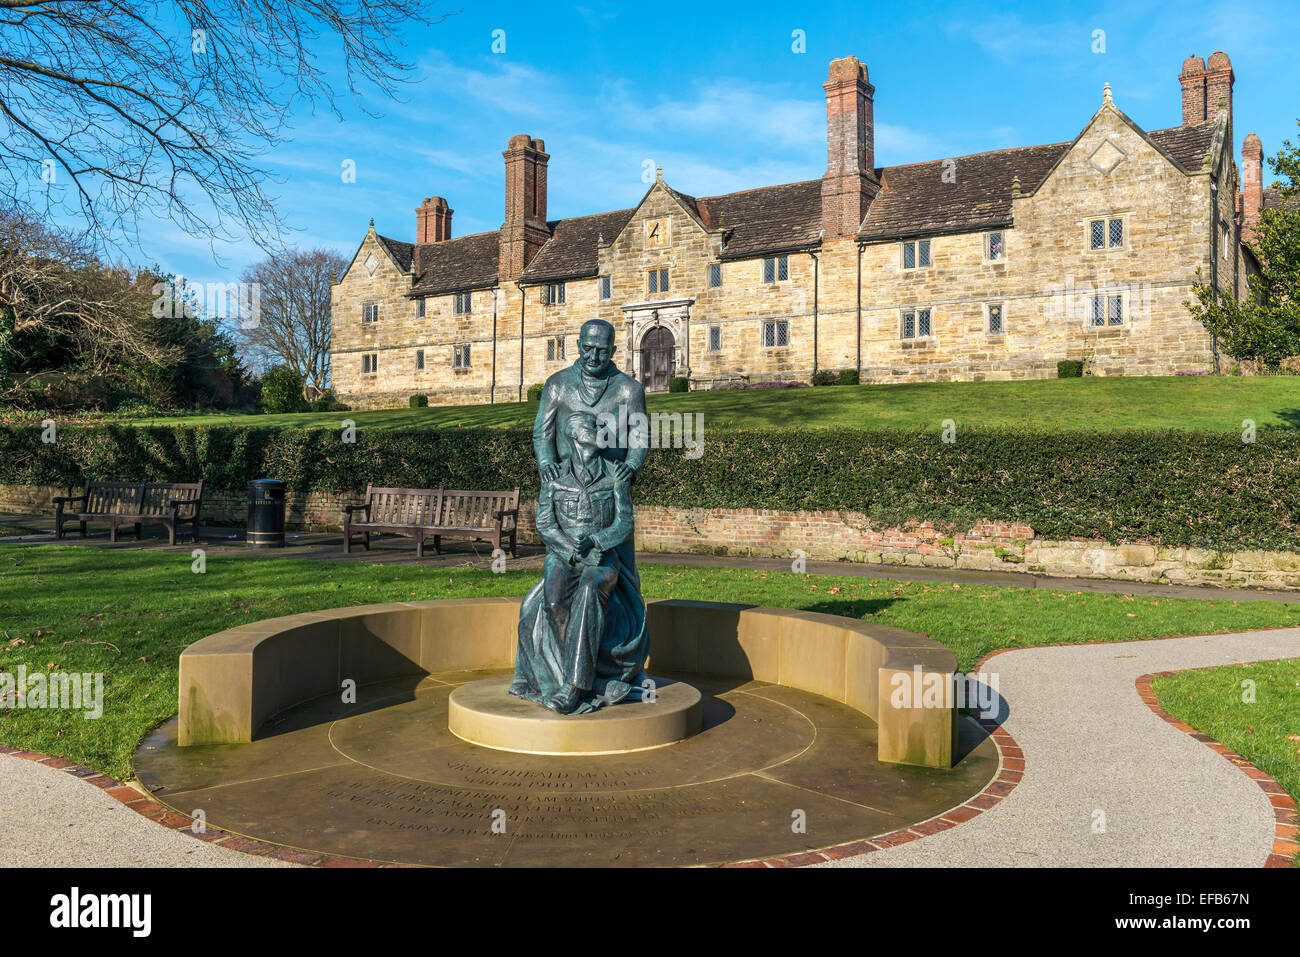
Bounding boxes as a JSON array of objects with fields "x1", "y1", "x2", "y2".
[
  {"x1": 540, "y1": 462, "x2": 564, "y2": 484},
  {"x1": 575, "y1": 534, "x2": 595, "y2": 555},
  {"x1": 612, "y1": 461, "x2": 635, "y2": 483}
]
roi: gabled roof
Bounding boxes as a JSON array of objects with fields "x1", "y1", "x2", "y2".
[
  {"x1": 377, "y1": 110, "x2": 1223, "y2": 284},
  {"x1": 857, "y1": 119, "x2": 1220, "y2": 242},
  {"x1": 1148, "y1": 123, "x2": 1218, "y2": 171},
  {"x1": 410, "y1": 230, "x2": 500, "y2": 295},
  {"x1": 703, "y1": 180, "x2": 823, "y2": 258},
  {"x1": 519, "y1": 208, "x2": 634, "y2": 282},
  {"x1": 662, "y1": 183, "x2": 712, "y2": 233},
  {"x1": 858, "y1": 143, "x2": 1067, "y2": 241},
  {"x1": 375, "y1": 233, "x2": 414, "y2": 272},
  {"x1": 519, "y1": 179, "x2": 825, "y2": 279}
]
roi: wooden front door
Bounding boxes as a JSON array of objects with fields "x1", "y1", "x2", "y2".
[{"x1": 640, "y1": 327, "x2": 676, "y2": 392}]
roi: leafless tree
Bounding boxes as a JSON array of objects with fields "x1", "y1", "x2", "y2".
[
  {"x1": 0, "y1": 1, "x2": 447, "y2": 255},
  {"x1": 0, "y1": 202, "x2": 177, "y2": 391},
  {"x1": 238, "y1": 247, "x2": 344, "y2": 394}
]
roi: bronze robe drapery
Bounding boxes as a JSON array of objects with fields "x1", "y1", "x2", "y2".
[{"x1": 511, "y1": 457, "x2": 644, "y2": 710}]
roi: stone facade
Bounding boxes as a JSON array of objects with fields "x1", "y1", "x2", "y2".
[{"x1": 332, "y1": 51, "x2": 1264, "y2": 409}]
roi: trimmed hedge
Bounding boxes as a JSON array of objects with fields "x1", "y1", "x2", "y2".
[
  {"x1": 1058, "y1": 360, "x2": 1084, "y2": 378},
  {"x1": 1, "y1": 424, "x2": 1298, "y2": 551}
]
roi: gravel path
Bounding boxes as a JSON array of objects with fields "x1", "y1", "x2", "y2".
[{"x1": 820, "y1": 628, "x2": 1300, "y2": 867}]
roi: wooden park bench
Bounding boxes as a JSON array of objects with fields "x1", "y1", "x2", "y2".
[
  {"x1": 343, "y1": 486, "x2": 519, "y2": 558},
  {"x1": 53, "y1": 480, "x2": 205, "y2": 545}
]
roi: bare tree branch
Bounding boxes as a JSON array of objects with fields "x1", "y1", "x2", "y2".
[{"x1": 0, "y1": 1, "x2": 449, "y2": 257}]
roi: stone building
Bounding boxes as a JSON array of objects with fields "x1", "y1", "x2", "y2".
[{"x1": 331, "y1": 51, "x2": 1265, "y2": 409}]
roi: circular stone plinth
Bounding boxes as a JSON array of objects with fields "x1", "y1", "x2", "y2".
[{"x1": 448, "y1": 676, "x2": 702, "y2": 755}]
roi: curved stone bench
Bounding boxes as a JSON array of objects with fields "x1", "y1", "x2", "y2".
[{"x1": 178, "y1": 598, "x2": 960, "y2": 768}]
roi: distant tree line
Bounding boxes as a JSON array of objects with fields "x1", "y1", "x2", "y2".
[{"x1": 0, "y1": 202, "x2": 250, "y2": 413}]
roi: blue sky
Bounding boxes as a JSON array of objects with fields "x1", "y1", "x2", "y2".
[{"x1": 124, "y1": 0, "x2": 1300, "y2": 290}]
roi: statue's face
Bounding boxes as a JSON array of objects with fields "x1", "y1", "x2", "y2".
[{"x1": 577, "y1": 326, "x2": 615, "y2": 377}]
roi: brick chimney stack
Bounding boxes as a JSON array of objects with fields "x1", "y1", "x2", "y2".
[
  {"x1": 415, "y1": 196, "x2": 452, "y2": 244},
  {"x1": 821, "y1": 56, "x2": 877, "y2": 241},
  {"x1": 1179, "y1": 55, "x2": 1207, "y2": 125},
  {"x1": 1205, "y1": 51, "x2": 1234, "y2": 149},
  {"x1": 499, "y1": 134, "x2": 550, "y2": 282},
  {"x1": 1242, "y1": 133, "x2": 1263, "y2": 245}
]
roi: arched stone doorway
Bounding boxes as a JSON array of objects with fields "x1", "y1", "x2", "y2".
[{"x1": 640, "y1": 326, "x2": 676, "y2": 392}]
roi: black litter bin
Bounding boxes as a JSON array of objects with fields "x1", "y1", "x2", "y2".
[{"x1": 247, "y1": 479, "x2": 286, "y2": 547}]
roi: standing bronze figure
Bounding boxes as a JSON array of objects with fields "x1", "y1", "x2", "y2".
[{"x1": 510, "y1": 319, "x2": 650, "y2": 714}]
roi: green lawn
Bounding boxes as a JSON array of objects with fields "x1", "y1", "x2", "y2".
[
  {"x1": 110, "y1": 375, "x2": 1300, "y2": 432},
  {"x1": 1152, "y1": 660, "x2": 1300, "y2": 863},
  {"x1": 5, "y1": 544, "x2": 1300, "y2": 779}
]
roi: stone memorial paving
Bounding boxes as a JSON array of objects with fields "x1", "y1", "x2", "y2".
[{"x1": 133, "y1": 670, "x2": 998, "y2": 867}]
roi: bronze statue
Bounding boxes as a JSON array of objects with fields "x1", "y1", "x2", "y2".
[{"x1": 510, "y1": 319, "x2": 649, "y2": 714}]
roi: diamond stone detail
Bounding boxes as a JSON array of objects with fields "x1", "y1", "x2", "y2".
[{"x1": 1088, "y1": 139, "x2": 1125, "y2": 175}]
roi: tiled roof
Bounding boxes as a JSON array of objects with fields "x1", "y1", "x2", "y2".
[
  {"x1": 857, "y1": 143, "x2": 1068, "y2": 241},
  {"x1": 519, "y1": 209, "x2": 634, "y2": 282},
  {"x1": 375, "y1": 234, "x2": 414, "y2": 272},
  {"x1": 410, "y1": 230, "x2": 500, "y2": 295},
  {"x1": 1148, "y1": 123, "x2": 1217, "y2": 171},
  {"x1": 857, "y1": 123, "x2": 1219, "y2": 242},
  {"x1": 702, "y1": 181, "x2": 824, "y2": 258},
  {"x1": 1262, "y1": 187, "x2": 1300, "y2": 212},
  {"x1": 519, "y1": 181, "x2": 824, "y2": 279},
  {"x1": 386, "y1": 120, "x2": 1221, "y2": 286}
]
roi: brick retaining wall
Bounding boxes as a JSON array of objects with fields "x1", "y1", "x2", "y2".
[{"x1": 5, "y1": 483, "x2": 1299, "y2": 590}]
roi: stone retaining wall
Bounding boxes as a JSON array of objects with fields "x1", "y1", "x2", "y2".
[{"x1": 5, "y1": 483, "x2": 1298, "y2": 590}]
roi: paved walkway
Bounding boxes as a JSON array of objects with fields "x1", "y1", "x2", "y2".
[
  {"x1": 0, "y1": 757, "x2": 291, "y2": 867},
  {"x1": 820, "y1": 628, "x2": 1300, "y2": 868}
]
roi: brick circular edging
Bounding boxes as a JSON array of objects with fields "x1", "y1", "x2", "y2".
[
  {"x1": 724, "y1": 646, "x2": 1025, "y2": 867},
  {"x1": 0, "y1": 747, "x2": 394, "y2": 867},
  {"x1": 719, "y1": 717, "x2": 1022, "y2": 868},
  {"x1": 1136, "y1": 669, "x2": 1299, "y2": 869},
  {"x1": 3, "y1": 641, "x2": 1028, "y2": 869},
  {"x1": 13, "y1": 639, "x2": 1297, "y2": 868}
]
